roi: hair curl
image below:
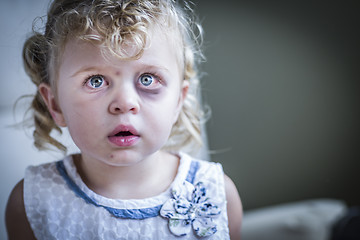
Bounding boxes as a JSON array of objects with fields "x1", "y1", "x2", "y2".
[{"x1": 23, "y1": 0, "x2": 206, "y2": 154}]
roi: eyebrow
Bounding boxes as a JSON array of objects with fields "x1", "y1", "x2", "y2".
[
  {"x1": 70, "y1": 66, "x2": 100, "y2": 78},
  {"x1": 141, "y1": 64, "x2": 171, "y2": 73}
]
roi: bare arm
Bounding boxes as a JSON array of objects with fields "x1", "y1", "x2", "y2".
[
  {"x1": 5, "y1": 179, "x2": 36, "y2": 240},
  {"x1": 224, "y1": 174, "x2": 243, "y2": 240}
]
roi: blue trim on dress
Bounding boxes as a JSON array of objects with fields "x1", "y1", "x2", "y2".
[
  {"x1": 186, "y1": 160, "x2": 199, "y2": 184},
  {"x1": 56, "y1": 157, "x2": 199, "y2": 220},
  {"x1": 56, "y1": 161, "x2": 161, "y2": 219}
]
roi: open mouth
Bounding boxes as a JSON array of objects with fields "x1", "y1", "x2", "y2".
[
  {"x1": 115, "y1": 131, "x2": 133, "y2": 137},
  {"x1": 108, "y1": 125, "x2": 140, "y2": 147},
  {"x1": 109, "y1": 124, "x2": 139, "y2": 137}
]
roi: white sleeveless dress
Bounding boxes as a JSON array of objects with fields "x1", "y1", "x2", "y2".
[{"x1": 24, "y1": 152, "x2": 230, "y2": 239}]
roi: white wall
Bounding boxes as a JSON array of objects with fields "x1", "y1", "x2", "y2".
[{"x1": 0, "y1": 1, "x2": 78, "y2": 238}]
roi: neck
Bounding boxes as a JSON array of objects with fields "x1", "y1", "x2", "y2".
[{"x1": 74, "y1": 151, "x2": 179, "y2": 199}]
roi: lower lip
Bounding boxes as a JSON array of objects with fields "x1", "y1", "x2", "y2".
[{"x1": 108, "y1": 135, "x2": 140, "y2": 147}]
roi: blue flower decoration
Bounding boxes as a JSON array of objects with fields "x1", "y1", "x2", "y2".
[{"x1": 160, "y1": 181, "x2": 221, "y2": 237}]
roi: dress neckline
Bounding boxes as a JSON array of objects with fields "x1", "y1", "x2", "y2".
[{"x1": 56, "y1": 152, "x2": 197, "y2": 219}]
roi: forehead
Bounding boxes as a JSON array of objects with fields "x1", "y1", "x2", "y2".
[{"x1": 59, "y1": 29, "x2": 182, "y2": 77}]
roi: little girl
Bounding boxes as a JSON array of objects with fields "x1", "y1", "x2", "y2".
[{"x1": 6, "y1": 0, "x2": 242, "y2": 239}]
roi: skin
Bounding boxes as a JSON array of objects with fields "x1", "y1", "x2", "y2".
[{"x1": 6, "y1": 29, "x2": 242, "y2": 239}]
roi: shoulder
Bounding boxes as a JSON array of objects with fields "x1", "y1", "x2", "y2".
[
  {"x1": 224, "y1": 174, "x2": 243, "y2": 240},
  {"x1": 191, "y1": 157, "x2": 243, "y2": 239},
  {"x1": 6, "y1": 180, "x2": 36, "y2": 240},
  {"x1": 185, "y1": 153, "x2": 223, "y2": 174}
]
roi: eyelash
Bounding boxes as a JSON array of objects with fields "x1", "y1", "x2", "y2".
[
  {"x1": 83, "y1": 74, "x2": 105, "y2": 86},
  {"x1": 141, "y1": 72, "x2": 162, "y2": 83}
]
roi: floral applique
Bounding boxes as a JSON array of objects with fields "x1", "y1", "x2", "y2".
[{"x1": 160, "y1": 181, "x2": 221, "y2": 237}]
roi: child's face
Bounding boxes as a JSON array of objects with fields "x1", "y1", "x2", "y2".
[{"x1": 41, "y1": 31, "x2": 188, "y2": 166}]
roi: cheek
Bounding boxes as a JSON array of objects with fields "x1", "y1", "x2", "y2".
[
  {"x1": 59, "y1": 86, "x2": 103, "y2": 121},
  {"x1": 148, "y1": 91, "x2": 180, "y2": 113},
  {"x1": 146, "y1": 100, "x2": 180, "y2": 133},
  {"x1": 59, "y1": 97, "x2": 106, "y2": 145},
  {"x1": 64, "y1": 111, "x2": 92, "y2": 146}
]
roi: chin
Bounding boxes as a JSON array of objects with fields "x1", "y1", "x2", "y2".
[{"x1": 104, "y1": 150, "x2": 151, "y2": 167}]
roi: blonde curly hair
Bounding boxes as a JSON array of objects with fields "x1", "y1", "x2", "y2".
[{"x1": 23, "y1": 0, "x2": 206, "y2": 154}]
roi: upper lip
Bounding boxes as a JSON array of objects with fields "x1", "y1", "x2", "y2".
[{"x1": 109, "y1": 124, "x2": 139, "y2": 137}]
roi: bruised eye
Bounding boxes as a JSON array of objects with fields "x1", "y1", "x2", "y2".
[
  {"x1": 139, "y1": 74, "x2": 154, "y2": 86},
  {"x1": 87, "y1": 75, "x2": 105, "y2": 88}
]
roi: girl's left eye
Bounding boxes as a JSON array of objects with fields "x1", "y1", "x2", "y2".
[
  {"x1": 87, "y1": 75, "x2": 105, "y2": 89},
  {"x1": 139, "y1": 74, "x2": 154, "y2": 86}
]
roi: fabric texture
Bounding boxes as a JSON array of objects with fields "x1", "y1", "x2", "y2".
[{"x1": 23, "y1": 152, "x2": 230, "y2": 240}]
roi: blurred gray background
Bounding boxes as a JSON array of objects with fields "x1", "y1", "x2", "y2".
[
  {"x1": 195, "y1": 0, "x2": 360, "y2": 210},
  {"x1": 1, "y1": 0, "x2": 359, "y2": 239}
]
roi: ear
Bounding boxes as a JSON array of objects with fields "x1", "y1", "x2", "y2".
[
  {"x1": 38, "y1": 83, "x2": 67, "y2": 127},
  {"x1": 173, "y1": 80, "x2": 189, "y2": 123},
  {"x1": 181, "y1": 80, "x2": 190, "y2": 103}
]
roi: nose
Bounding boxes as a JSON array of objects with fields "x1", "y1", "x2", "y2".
[{"x1": 108, "y1": 87, "x2": 139, "y2": 115}]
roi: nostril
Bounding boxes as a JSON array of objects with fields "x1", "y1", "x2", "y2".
[
  {"x1": 109, "y1": 99, "x2": 139, "y2": 114},
  {"x1": 109, "y1": 105, "x2": 121, "y2": 114}
]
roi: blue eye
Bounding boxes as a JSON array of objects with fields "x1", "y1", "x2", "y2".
[
  {"x1": 88, "y1": 75, "x2": 104, "y2": 88},
  {"x1": 139, "y1": 74, "x2": 154, "y2": 86}
]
